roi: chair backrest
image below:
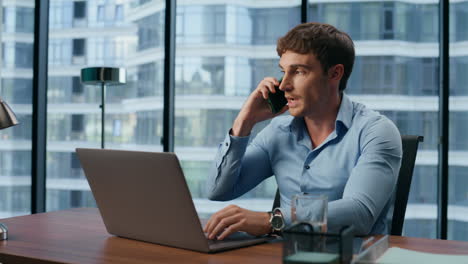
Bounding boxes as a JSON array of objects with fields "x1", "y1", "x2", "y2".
[
  {"x1": 271, "y1": 135, "x2": 423, "y2": 236},
  {"x1": 388, "y1": 135, "x2": 423, "y2": 235}
]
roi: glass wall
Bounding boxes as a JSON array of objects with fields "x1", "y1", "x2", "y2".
[
  {"x1": 46, "y1": 0, "x2": 162, "y2": 211},
  {"x1": 309, "y1": 0, "x2": 439, "y2": 238},
  {"x1": 0, "y1": 1, "x2": 35, "y2": 218},
  {"x1": 174, "y1": 2, "x2": 301, "y2": 216},
  {"x1": 449, "y1": 0, "x2": 468, "y2": 242},
  {"x1": 0, "y1": 0, "x2": 455, "y2": 241}
]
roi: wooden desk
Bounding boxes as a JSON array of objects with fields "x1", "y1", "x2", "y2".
[{"x1": 1, "y1": 208, "x2": 468, "y2": 264}]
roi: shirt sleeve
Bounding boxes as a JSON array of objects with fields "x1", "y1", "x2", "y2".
[
  {"x1": 327, "y1": 117, "x2": 402, "y2": 235},
  {"x1": 207, "y1": 129, "x2": 274, "y2": 201}
]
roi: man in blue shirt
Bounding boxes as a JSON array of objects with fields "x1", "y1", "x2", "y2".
[{"x1": 204, "y1": 22, "x2": 402, "y2": 240}]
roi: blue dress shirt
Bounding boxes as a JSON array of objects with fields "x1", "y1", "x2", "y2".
[{"x1": 207, "y1": 93, "x2": 402, "y2": 235}]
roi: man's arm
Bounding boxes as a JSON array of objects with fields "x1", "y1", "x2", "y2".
[
  {"x1": 207, "y1": 130, "x2": 273, "y2": 201},
  {"x1": 208, "y1": 76, "x2": 287, "y2": 200},
  {"x1": 327, "y1": 117, "x2": 402, "y2": 235},
  {"x1": 204, "y1": 77, "x2": 288, "y2": 239}
]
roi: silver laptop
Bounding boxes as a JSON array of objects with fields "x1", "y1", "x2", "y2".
[{"x1": 76, "y1": 148, "x2": 274, "y2": 253}]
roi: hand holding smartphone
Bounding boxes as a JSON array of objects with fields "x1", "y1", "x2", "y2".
[{"x1": 266, "y1": 77, "x2": 287, "y2": 114}]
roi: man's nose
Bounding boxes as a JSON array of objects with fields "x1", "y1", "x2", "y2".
[{"x1": 279, "y1": 77, "x2": 291, "y2": 91}]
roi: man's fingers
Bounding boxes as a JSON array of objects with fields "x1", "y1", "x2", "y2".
[
  {"x1": 206, "y1": 207, "x2": 270, "y2": 240},
  {"x1": 208, "y1": 213, "x2": 241, "y2": 240},
  {"x1": 257, "y1": 85, "x2": 273, "y2": 100},
  {"x1": 205, "y1": 206, "x2": 239, "y2": 236},
  {"x1": 217, "y1": 220, "x2": 244, "y2": 240},
  {"x1": 264, "y1": 81, "x2": 276, "y2": 94},
  {"x1": 204, "y1": 212, "x2": 221, "y2": 234},
  {"x1": 263, "y1": 77, "x2": 280, "y2": 86},
  {"x1": 205, "y1": 214, "x2": 221, "y2": 235},
  {"x1": 257, "y1": 88, "x2": 268, "y2": 100},
  {"x1": 258, "y1": 78, "x2": 278, "y2": 97}
]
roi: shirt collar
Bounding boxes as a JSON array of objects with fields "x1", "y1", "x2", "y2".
[
  {"x1": 282, "y1": 93, "x2": 354, "y2": 135},
  {"x1": 336, "y1": 93, "x2": 353, "y2": 131}
]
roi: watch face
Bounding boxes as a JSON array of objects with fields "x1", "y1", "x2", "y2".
[{"x1": 271, "y1": 215, "x2": 284, "y2": 229}]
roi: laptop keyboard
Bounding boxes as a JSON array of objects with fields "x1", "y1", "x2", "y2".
[{"x1": 205, "y1": 232, "x2": 258, "y2": 244}]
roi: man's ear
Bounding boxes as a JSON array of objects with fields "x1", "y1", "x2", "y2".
[{"x1": 328, "y1": 64, "x2": 344, "y2": 81}]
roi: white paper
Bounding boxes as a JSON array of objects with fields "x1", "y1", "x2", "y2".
[{"x1": 377, "y1": 247, "x2": 468, "y2": 264}]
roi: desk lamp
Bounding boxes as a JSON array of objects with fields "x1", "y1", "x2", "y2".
[
  {"x1": 80, "y1": 67, "x2": 126, "y2": 149},
  {"x1": 0, "y1": 97, "x2": 19, "y2": 241}
]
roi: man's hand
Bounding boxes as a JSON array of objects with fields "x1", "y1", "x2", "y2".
[
  {"x1": 232, "y1": 77, "x2": 289, "y2": 137},
  {"x1": 203, "y1": 205, "x2": 271, "y2": 240}
]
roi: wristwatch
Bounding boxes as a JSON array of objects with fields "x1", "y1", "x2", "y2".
[{"x1": 269, "y1": 208, "x2": 285, "y2": 235}]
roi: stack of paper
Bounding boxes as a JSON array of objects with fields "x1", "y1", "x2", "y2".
[{"x1": 377, "y1": 247, "x2": 468, "y2": 264}]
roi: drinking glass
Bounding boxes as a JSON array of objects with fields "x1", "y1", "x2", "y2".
[{"x1": 291, "y1": 193, "x2": 328, "y2": 233}]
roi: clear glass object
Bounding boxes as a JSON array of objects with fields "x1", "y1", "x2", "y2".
[{"x1": 291, "y1": 193, "x2": 328, "y2": 233}]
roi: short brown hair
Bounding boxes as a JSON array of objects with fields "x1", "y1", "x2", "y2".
[{"x1": 277, "y1": 22, "x2": 355, "y2": 92}]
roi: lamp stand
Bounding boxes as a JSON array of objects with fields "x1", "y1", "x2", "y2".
[
  {"x1": 100, "y1": 82, "x2": 106, "y2": 149},
  {"x1": 80, "y1": 67, "x2": 126, "y2": 149}
]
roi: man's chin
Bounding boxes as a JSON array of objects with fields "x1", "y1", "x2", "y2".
[{"x1": 288, "y1": 109, "x2": 303, "y2": 117}]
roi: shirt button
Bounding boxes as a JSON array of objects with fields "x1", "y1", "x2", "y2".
[
  {"x1": 305, "y1": 165, "x2": 310, "y2": 170},
  {"x1": 225, "y1": 142, "x2": 229, "y2": 146}
]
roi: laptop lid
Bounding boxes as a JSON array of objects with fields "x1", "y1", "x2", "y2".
[
  {"x1": 76, "y1": 148, "x2": 272, "y2": 253},
  {"x1": 76, "y1": 148, "x2": 211, "y2": 252}
]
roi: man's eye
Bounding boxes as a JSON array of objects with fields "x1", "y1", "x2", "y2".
[{"x1": 295, "y1": 70, "x2": 304, "y2": 74}]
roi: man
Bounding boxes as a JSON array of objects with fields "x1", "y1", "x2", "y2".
[{"x1": 203, "y1": 22, "x2": 402, "y2": 240}]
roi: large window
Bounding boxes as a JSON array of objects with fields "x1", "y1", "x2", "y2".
[
  {"x1": 174, "y1": 3, "x2": 301, "y2": 216},
  {"x1": 46, "y1": 0, "x2": 157, "y2": 212},
  {"x1": 3, "y1": 0, "x2": 457, "y2": 241},
  {"x1": 449, "y1": 0, "x2": 468, "y2": 241},
  {"x1": 310, "y1": 2, "x2": 438, "y2": 42},
  {"x1": 309, "y1": 0, "x2": 439, "y2": 238},
  {"x1": 0, "y1": 2, "x2": 34, "y2": 218}
]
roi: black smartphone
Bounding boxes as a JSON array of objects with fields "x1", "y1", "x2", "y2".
[{"x1": 267, "y1": 77, "x2": 287, "y2": 114}]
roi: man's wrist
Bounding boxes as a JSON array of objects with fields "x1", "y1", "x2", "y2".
[
  {"x1": 231, "y1": 118, "x2": 254, "y2": 137},
  {"x1": 263, "y1": 212, "x2": 273, "y2": 234}
]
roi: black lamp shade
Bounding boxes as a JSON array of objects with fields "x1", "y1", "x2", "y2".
[
  {"x1": 80, "y1": 67, "x2": 126, "y2": 85},
  {"x1": 0, "y1": 98, "x2": 19, "y2": 130}
]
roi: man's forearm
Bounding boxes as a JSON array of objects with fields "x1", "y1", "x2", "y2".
[
  {"x1": 207, "y1": 132, "x2": 251, "y2": 201},
  {"x1": 327, "y1": 198, "x2": 374, "y2": 235},
  {"x1": 208, "y1": 128, "x2": 273, "y2": 201},
  {"x1": 232, "y1": 114, "x2": 256, "y2": 137}
]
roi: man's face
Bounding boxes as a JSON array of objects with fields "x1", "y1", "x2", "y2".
[{"x1": 278, "y1": 50, "x2": 334, "y2": 118}]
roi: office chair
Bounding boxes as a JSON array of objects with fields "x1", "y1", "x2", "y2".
[
  {"x1": 388, "y1": 135, "x2": 423, "y2": 235},
  {"x1": 271, "y1": 135, "x2": 423, "y2": 236}
]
